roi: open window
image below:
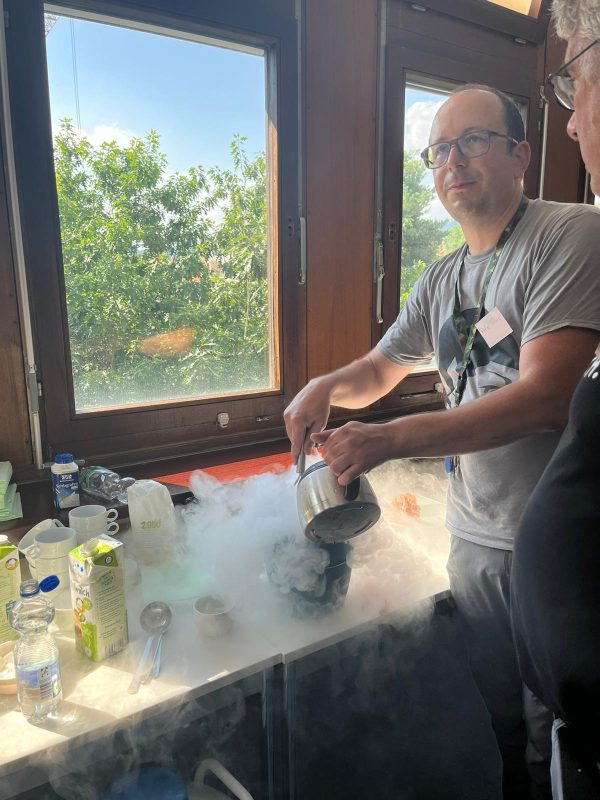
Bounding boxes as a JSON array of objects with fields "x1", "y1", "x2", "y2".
[{"x1": 6, "y1": 0, "x2": 301, "y2": 465}]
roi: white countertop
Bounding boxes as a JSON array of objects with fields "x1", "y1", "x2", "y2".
[{"x1": 0, "y1": 472, "x2": 450, "y2": 799}]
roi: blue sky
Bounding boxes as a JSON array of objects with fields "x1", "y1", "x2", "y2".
[{"x1": 45, "y1": 13, "x2": 267, "y2": 173}]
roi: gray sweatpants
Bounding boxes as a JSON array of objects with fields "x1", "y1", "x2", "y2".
[{"x1": 447, "y1": 535, "x2": 553, "y2": 799}]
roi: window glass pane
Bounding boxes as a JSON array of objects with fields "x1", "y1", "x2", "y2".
[
  {"x1": 402, "y1": 82, "x2": 465, "y2": 373},
  {"x1": 44, "y1": 10, "x2": 276, "y2": 412},
  {"x1": 402, "y1": 82, "x2": 464, "y2": 311}
]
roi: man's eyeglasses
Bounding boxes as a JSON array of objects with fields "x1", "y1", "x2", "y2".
[
  {"x1": 420, "y1": 129, "x2": 518, "y2": 170},
  {"x1": 545, "y1": 39, "x2": 599, "y2": 112}
]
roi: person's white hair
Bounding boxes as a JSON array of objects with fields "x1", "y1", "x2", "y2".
[
  {"x1": 552, "y1": 0, "x2": 600, "y2": 41},
  {"x1": 552, "y1": 0, "x2": 600, "y2": 79}
]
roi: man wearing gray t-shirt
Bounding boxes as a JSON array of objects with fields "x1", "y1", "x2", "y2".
[{"x1": 284, "y1": 85, "x2": 600, "y2": 799}]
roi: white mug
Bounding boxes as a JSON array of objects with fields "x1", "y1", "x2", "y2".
[
  {"x1": 69, "y1": 505, "x2": 119, "y2": 544},
  {"x1": 24, "y1": 526, "x2": 77, "y2": 584},
  {"x1": 18, "y1": 518, "x2": 64, "y2": 558}
]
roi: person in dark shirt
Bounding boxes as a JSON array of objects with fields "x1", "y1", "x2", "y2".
[{"x1": 511, "y1": 1, "x2": 600, "y2": 795}]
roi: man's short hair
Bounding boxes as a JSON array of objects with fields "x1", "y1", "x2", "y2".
[
  {"x1": 551, "y1": 0, "x2": 600, "y2": 41},
  {"x1": 451, "y1": 84, "x2": 525, "y2": 145}
]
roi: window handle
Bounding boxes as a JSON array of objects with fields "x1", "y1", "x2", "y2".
[
  {"x1": 298, "y1": 216, "x2": 306, "y2": 285},
  {"x1": 374, "y1": 238, "x2": 385, "y2": 324}
]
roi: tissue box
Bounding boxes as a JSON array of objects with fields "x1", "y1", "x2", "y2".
[
  {"x1": 0, "y1": 462, "x2": 12, "y2": 504},
  {"x1": 0, "y1": 485, "x2": 22, "y2": 522}
]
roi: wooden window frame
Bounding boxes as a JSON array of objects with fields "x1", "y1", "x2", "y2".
[
  {"x1": 6, "y1": 0, "x2": 303, "y2": 466},
  {"x1": 407, "y1": 0, "x2": 550, "y2": 44}
]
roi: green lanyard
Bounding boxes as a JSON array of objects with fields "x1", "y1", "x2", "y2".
[
  {"x1": 446, "y1": 195, "x2": 528, "y2": 479},
  {"x1": 452, "y1": 195, "x2": 528, "y2": 408}
]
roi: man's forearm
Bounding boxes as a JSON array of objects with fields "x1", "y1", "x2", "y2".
[
  {"x1": 317, "y1": 354, "x2": 413, "y2": 410},
  {"x1": 385, "y1": 377, "x2": 568, "y2": 459}
]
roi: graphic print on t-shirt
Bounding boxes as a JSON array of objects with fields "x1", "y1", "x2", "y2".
[
  {"x1": 437, "y1": 305, "x2": 520, "y2": 407},
  {"x1": 583, "y1": 356, "x2": 600, "y2": 380}
]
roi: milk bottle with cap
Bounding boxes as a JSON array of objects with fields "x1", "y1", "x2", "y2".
[{"x1": 51, "y1": 453, "x2": 80, "y2": 510}]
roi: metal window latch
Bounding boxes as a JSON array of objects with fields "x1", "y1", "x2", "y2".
[
  {"x1": 374, "y1": 239, "x2": 385, "y2": 324},
  {"x1": 374, "y1": 239, "x2": 385, "y2": 283},
  {"x1": 298, "y1": 216, "x2": 306, "y2": 285},
  {"x1": 24, "y1": 358, "x2": 40, "y2": 413},
  {"x1": 216, "y1": 412, "x2": 230, "y2": 429}
]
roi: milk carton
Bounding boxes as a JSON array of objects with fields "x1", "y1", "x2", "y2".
[
  {"x1": 0, "y1": 535, "x2": 21, "y2": 643},
  {"x1": 68, "y1": 534, "x2": 128, "y2": 661}
]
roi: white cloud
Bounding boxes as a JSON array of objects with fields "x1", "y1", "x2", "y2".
[
  {"x1": 403, "y1": 99, "x2": 445, "y2": 152},
  {"x1": 425, "y1": 195, "x2": 451, "y2": 222},
  {"x1": 85, "y1": 123, "x2": 136, "y2": 148}
]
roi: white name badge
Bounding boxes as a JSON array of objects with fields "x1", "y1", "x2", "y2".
[{"x1": 475, "y1": 307, "x2": 513, "y2": 349}]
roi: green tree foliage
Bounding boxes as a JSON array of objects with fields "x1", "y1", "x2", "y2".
[
  {"x1": 400, "y1": 150, "x2": 463, "y2": 308},
  {"x1": 54, "y1": 121, "x2": 268, "y2": 407},
  {"x1": 439, "y1": 223, "x2": 465, "y2": 257},
  {"x1": 54, "y1": 125, "x2": 462, "y2": 408}
]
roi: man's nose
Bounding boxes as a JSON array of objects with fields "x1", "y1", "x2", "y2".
[
  {"x1": 566, "y1": 112, "x2": 578, "y2": 142},
  {"x1": 446, "y1": 142, "x2": 468, "y2": 168}
]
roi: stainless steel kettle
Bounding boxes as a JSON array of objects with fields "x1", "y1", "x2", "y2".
[{"x1": 297, "y1": 460, "x2": 381, "y2": 544}]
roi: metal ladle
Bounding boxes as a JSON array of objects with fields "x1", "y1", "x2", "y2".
[{"x1": 128, "y1": 601, "x2": 172, "y2": 694}]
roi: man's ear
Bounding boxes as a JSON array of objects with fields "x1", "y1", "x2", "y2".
[{"x1": 513, "y1": 140, "x2": 531, "y2": 177}]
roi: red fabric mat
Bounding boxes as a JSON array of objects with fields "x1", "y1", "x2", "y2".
[{"x1": 155, "y1": 451, "x2": 293, "y2": 487}]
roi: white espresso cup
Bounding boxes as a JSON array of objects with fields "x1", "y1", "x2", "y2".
[
  {"x1": 193, "y1": 593, "x2": 234, "y2": 638},
  {"x1": 69, "y1": 505, "x2": 119, "y2": 544}
]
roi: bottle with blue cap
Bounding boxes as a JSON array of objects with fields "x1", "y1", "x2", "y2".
[
  {"x1": 51, "y1": 452, "x2": 80, "y2": 510},
  {"x1": 9, "y1": 576, "x2": 63, "y2": 720}
]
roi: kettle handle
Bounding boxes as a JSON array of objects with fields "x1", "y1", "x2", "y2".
[{"x1": 344, "y1": 477, "x2": 361, "y2": 502}]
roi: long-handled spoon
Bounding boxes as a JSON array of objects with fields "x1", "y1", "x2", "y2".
[{"x1": 128, "y1": 601, "x2": 172, "y2": 694}]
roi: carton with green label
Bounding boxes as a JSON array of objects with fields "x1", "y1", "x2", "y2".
[
  {"x1": 69, "y1": 534, "x2": 128, "y2": 661},
  {"x1": 0, "y1": 535, "x2": 21, "y2": 643}
]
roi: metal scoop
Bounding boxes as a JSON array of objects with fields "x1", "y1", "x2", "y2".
[{"x1": 128, "y1": 601, "x2": 172, "y2": 694}]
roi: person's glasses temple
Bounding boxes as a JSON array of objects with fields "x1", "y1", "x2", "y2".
[{"x1": 545, "y1": 39, "x2": 600, "y2": 110}]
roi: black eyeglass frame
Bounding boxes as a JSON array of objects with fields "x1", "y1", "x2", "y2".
[
  {"x1": 545, "y1": 39, "x2": 600, "y2": 112},
  {"x1": 420, "y1": 129, "x2": 519, "y2": 170}
]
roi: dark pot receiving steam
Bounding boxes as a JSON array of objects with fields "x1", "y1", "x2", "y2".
[{"x1": 297, "y1": 460, "x2": 381, "y2": 544}]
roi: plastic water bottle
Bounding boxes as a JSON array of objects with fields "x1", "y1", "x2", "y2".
[
  {"x1": 51, "y1": 453, "x2": 80, "y2": 510},
  {"x1": 9, "y1": 577, "x2": 63, "y2": 721},
  {"x1": 80, "y1": 466, "x2": 135, "y2": 503}
]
